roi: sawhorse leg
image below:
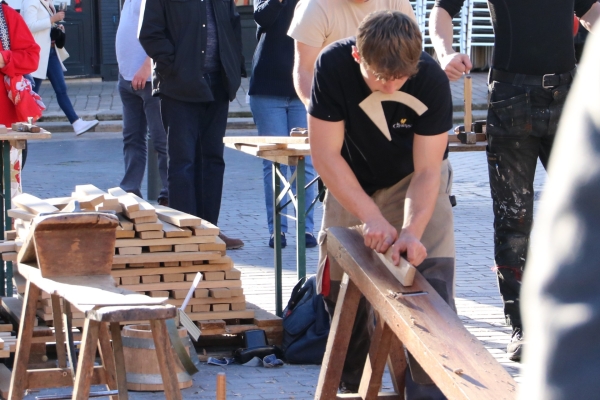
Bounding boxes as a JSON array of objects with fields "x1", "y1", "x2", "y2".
[{"x1": 273, "y1": 162, "x2": 283, "y2": 316}]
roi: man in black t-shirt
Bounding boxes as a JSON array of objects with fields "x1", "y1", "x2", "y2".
[
  {"x1": 430, "y1": 0, "x2": 600, "y2": 362},
  {"x1": 309, "y1": 11, "x2": 455, "y2": 397}
]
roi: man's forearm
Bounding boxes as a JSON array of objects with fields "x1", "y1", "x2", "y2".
[
  {"x1": 293, "y1": 63, "x2": 313, "y2": 107},
  {"x1": 429, "y1": 6, "x2": 457, "y2": 58},
  {"x1": 402, "y1": 168, "x2": 441, "y2": 240}
]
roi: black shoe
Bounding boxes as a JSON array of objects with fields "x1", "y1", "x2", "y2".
[
  {"x1": 269, "y1": 232, "x2": 287, "y2": 248},
  {"x1": 338, "y1": 381, "x2": 359, "y2": 394},
  {"x1": 507, "y1": 327, "x2": 524, "y2": 362},
  {"x1": 157, "y1": 197, "x2": 168, "y2": 207},
  {"x1": 305, "y1": 232, "x2": 318, "y2": 248}
]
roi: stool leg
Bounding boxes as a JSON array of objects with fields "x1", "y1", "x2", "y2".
[
  {"x1": 358, "y1": 318, "x2": 393, "y2": 399},
  {"x1": 109, "y1": 322, "x2": 129, "y2": 400},
  {"x1": 387, "y1": 335, "x2": 407, "y2": 399},
  {"x1": 50, "y1": 294, "x2": 67, "y2": 368},
  {"x1": 72, "y1": 319, "x2": 100, "y2": 400},
  {"x1": 315, "y1": 274, "x2": 362, "y2": 400},
  {"x1": 98, "y1": 323, "x2": 119, "y2": 399},
  {"x1": 8, "y1": 281, "x2": 40, "y2": 400},
  {"x1": 150, "y1": 319, "x2": 182, "y2": 400},
  {"x1": 63, "y1": 301, "x2": 78, "y2": 380}
]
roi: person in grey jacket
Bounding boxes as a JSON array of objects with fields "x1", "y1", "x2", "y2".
[
  {"x1": 139, "y1": 0, "x2": 246, "y2": 249},
  {"x1": 520, "y1": 24, "x2": 600, "y2": 400}
]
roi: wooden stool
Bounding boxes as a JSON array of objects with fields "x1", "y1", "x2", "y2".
[
  {"x1": 316, "y1": 227, "x2": 517, "y2": 400},
  {"x1": 8, "y1": 213, "x2": 183, "y2": 400}
]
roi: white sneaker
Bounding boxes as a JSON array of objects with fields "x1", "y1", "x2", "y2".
[{"x1": 72, "y1": 118, "x2": 99, "y2": 136}]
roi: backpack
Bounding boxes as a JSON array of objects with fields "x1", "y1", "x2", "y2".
[{"x1": 281, "y1": 276, "x2": 331, "y2": 364}]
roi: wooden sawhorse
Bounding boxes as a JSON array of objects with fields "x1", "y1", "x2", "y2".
[
  {"x1": 8, "y1": 213, "x2": 183, "y2": 400},
  {"x1": 316, "y1": 227, "x2": 516, "y2": 400}
]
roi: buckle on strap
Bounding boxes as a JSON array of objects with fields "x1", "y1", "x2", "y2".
[{"x1": 542, "y1": 74, "x2": 557, "y2": 89}]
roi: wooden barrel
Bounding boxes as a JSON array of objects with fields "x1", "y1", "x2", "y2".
[{"x1": 122, "y1": 324, "x2": 193, "y2": 391}]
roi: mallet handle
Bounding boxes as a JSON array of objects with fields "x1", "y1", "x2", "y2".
[{"x1": 464, "y1": 74, "x2": 472, "y2": 131}]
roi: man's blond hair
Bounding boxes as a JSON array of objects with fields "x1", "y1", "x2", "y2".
[{"x1": 356, "y1": 11, "x2": 422, "y2": 80}]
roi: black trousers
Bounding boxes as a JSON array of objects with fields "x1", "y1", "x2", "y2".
[
  {"x1": 486, "y1": 79, "x2": 571, "y2": 329},
  {"x1": 159, "y1": 72, "x2": 229, "y2": 225}
]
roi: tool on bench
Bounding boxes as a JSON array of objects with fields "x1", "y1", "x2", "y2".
[
  {"x1": 12, "y1": 117, "x2": 41, "y2": 133},
  {"x1": 290, "y1": 127, "x2": 308, "y2": 137},
  {"x1": 457, "y1": 74, "x2": 477, "y2": 144}
]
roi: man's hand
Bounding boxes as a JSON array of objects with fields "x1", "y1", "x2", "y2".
[
  {"x1": 132, "y1": 62, "x2": 151, "y2": 90},
  {"x1": 391, "y1": 230, "x2": 427, "y2": 267},
  {"x1": 362, "y1": 216, "x2": 398, "y2": 254},
  {"x1": 0, "y1": 53, "x2": 5, "y2": 69},
  {"x1": 439, "y1": 52, "x2": 472, "y2": 81}
]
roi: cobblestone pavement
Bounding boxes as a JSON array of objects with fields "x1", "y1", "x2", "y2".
[
  {"x1": 38, "y1": 73, "x2": 489, "y2": 121},
  {"x1": 19, "y1": 123, "x2": 548, "y2": 398}
]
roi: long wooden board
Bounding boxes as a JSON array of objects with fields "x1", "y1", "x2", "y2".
[
  {"x1": 114, "y1": 236, "x2": 215, "y2": 248},
  {"x1": 119, "y1": 279, "x2": 242, "y2": 291},
  {"x1": 185, "y1": 310, "x2": 254, "y2": 320},
  {"x1": 326, "y1": 227, "x2": 516, "y2": 400},
  {"x1": 12, "y1": 193, "x2": 58, "y2": 215},
  {"x1": 113, "y1": 251, "x2": 221, "y2": 264},
  {"x1": 111, "y1": 263, "x2": 233, "y2": 278},
  {"x1": 155, "y1": 205, "x2": 202, "y2": 227},
  {"x1": 223, "y1": 136, "x2": 309, "y2": 145}
]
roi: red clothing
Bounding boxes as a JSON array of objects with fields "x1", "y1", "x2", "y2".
[{"x1": 0, "y1": 3, "x2": 40, "y2": 126}]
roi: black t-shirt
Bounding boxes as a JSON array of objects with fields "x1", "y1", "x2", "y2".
[
  {"x1": 309, "y1": 39, "x2": 452, "y2": 195},
  {"x1": 435, "y1": 0, "x2": 596, "y2": 75}
]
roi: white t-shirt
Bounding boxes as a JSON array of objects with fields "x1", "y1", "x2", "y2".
[
  {"x1": 288, "y1": 0, "x2": 417, "y2": 48},
  {"x1": 115, "y1": 0, "x2": 149, "y2": 81}
]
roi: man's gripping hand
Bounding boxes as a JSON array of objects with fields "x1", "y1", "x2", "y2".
[
  {"x1": 391, "y1": 230, "x2": 427, "y2": 267},
  {"x1": 439, "y1": 52, "x2": 473, "y2": 81},
  {"x1": 362, "y1": 216, "x2": 398, "y2": 255}
]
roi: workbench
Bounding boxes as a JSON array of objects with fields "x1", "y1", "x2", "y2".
[
  {"x1": 224, "y1": 134, "x2": 486, "y2": 317},
  {"x1": 0, "y1": 127, "x2": 52, "y2": 296}
]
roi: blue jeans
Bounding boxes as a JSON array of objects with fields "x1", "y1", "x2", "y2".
[
  {"x1": 249, "y1": 95, "x2": 315, "y2": 234},
  {"x1": 117, "y1": 75, "x2": 169, "y2": 201},
  {"x1": 159, "y1": 72, "x2": 229, "y2": 225},
  {"x1": 33, "y1": 47, "x2": 78, "y2": 124}
]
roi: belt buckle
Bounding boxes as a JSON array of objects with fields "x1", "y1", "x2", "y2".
[{"x1": 542, "y1": 74, "x2": 556, "y2": 89}]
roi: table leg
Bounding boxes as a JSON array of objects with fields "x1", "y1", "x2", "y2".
[
  {"x1": 9, "y1": 280, "x2": 40, "y2": 400},
  {"x1": 72, "y1": 319, "x2": 100, "y2": 400},
  {"x1": 2, "y1": 141, "x2": 11, "y2": 233},
  {"x1": 51, "y1": 294, "x2": 68, "y2": 368},
  {"x1": 110, "y1": 322, "x2": 129, "y2": 400},
  {"x1": 295, "y1": 157, "x2": 306, "y2": 281},
  {"x1": 273, "y1": 162, "x2": 283, "y2": 317},
  {"x1": 150, "y1": 319, "x2": 182, "y2": 400}
]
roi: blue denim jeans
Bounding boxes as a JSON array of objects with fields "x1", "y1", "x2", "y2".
[
  {"x1": 249, "y1": 95, "x2": 316, "y2": 234},
  {"x1": 117, "y1": 75, "x2": 168, "y2": 201},
  {"x1": 486, "y1": 79, "x2": 570, "y2": 329},
  {"x1": 159, "y1": 72, "x2": 229, "y2": 225},
  {"x1": 33, "y1": 47, "x2": 78, "y2": 124}
]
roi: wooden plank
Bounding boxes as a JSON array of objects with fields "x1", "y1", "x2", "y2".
[
  {"x1": 180, "y1": 261, "x2": 193, "y2": 267},
  {"x1": 117, "y1": 214, "x2": 134, "y2": 230},
  {"x1": 150, "y1": 245, "x2": 172, "y2": 252},
  {"x1": 204, "y1": 271, "x2": 225, "y2": 281},
  {"x1": 375, "y1": 250, "x2": 416, "y2": 287},
  {"x1": 195, "y1": 289, "x2": 209, "y2": 298},
  {"x1": 116, "y1": 230, "x2": 135, "y2": 239},
  {"x1": 0, "y1": 241, "x2": 16, "y2": 253},
  {"x1": 209, "y1": 288, "x2": 231, "y2": 299},
  {"x1": 114, "y1": 235, "x2": 214, "y2": 248},
  {"x1": 4, "y1": 230, "x2": 16, "y2": 241},
  {"x1": 134, "y1": 222, "x2": 162, "y2": 232},
  {"x1": 70, "y1": 192, "x2": 104, "y2": 207},
  {"x1": 225, "y1": 268, "x2": 241, "y2": 280},
  {"x1": 133, "y1": 215, "x2": 158, "y2": 224},
  {"x1": 163, "y1": 273, "x2": 184, "y2": 282},
  {"x1": 192, "y1": 304, "x2": 210, "y2": 312},
  {"x1": 7, "y1": 208, "x2": 35, "y2": 221},
  {"x1": 0, "y1": 363, "x2": 11, "y2": 399},
  {"x1": 2, "y1": 252, "x2": 17, "y2": 262},
  {"x1": 149, "y1": 290, "x2": 170, "y2": 298},
  {"x1": 158, "y1": 220, "x2": 193, "y2": 238},
  {"x1": 155, "y1": 205, "x2": 202, "y2": 227},
  {"x1": 187, "y1": 310, "x2": 254, "y2": 320},
  {"x1": 13, "y1": 193, "x2": 59, "y2": 215},
  {"x1": 223, "y1": 136, "x2": 309, "y2": 145},
  {"x1": 229, "y1": 288, "x2": 244, "y2": 297},
  {"x1": 199, "y1": 236, "x2": 226, "y2": 253},
  {"x1": 45, "y1": 197, "x2": 73, "y2": 210},
  {"x1": 142, "y1": 275, "x2": 161, "y2": 284},
  {"x1": 118, "y1": 247, "x2": 142, "y2": 255},
  {"x1": 167, "y1": 295, "x2": 244, "y2": 307},
  {"x1": 211, "y1": 304, "x2": 230, "y2": 312},
  {"x1": 174, "y1": 244, "x2": 198, "y2": 253},
  {"x1": 120, "y1": 276, "x2": 140, "y2": 285},
  {"x1": 191, "y1": 221, "x2": 220, "y2": 236},
  {"x1": 327, "y1": 227, "x2": 517, "y2": 399},
  {"x1": 112, "y1": 263, "x2": 232, "y2": 278},
  {"x1": 113, "y1": 250, "x2": 221, "y2": 264},
  {"x1": 230, "y1": 302, "x2": 246, "y2": 311},
  {"x1": 163, "y1": 261, "x2": 179, "y2": 267},
  {"x1": 138, "y1": 230, "x2": 164, "y2": 240},
  {"x1": 120, "y1": 279, "x2": 242, "y2": 292},
  {"x1": 197, "y1": 320, "x2": 225, "y2": 331},
  {"x1": 108, "y1": 187, "x2": 140, "y2": 212}
]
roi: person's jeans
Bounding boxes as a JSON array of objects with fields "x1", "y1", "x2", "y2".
[
  {"x1": 159, "y1": 72, "x2": 229, "y2": 225},
  {"x1": 249, "y1": 95, "x2": 316, "y2": 234},
  {"x1": 33, "y1": 47, "x2": 78, "y2": 124},
  {"x1": 117, "y1": 75, "x2": 168, "y2": 201},
  {"x1": 486, "y1": 79, "x2": 571, "y2": 329}
]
